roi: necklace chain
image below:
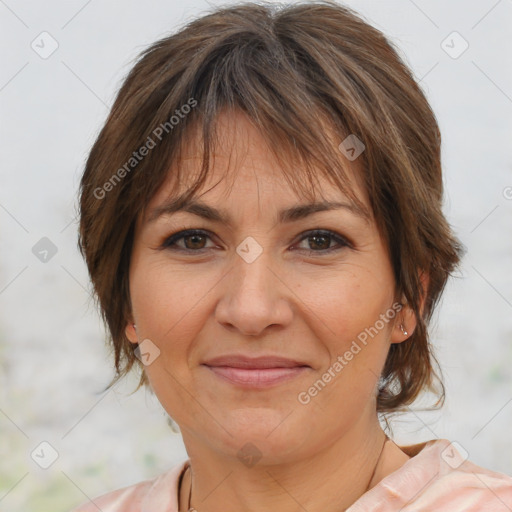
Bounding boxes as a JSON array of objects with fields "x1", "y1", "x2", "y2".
[{"x1": 184, "y1": 434, "x2": 388, "y2": 511}]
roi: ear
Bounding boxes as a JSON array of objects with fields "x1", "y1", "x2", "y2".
[
  {"x1": 125, "y1": 318, "x2": 138, "y2": 345},
  {"x1": 391, "y1": 270, "x2": 429, "y2": 345}
]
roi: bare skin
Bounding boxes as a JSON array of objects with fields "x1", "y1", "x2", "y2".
[{"x1": 125, "y1": 110, "x2": 421, "y2": 512}]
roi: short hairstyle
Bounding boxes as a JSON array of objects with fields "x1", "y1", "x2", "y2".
[{"x1": 78, "y1": 0, "x2": 464, "y2": 413}]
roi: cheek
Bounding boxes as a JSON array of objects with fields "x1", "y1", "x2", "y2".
[
  {"x1": 130, "y1": 259, "x2": 215, "y2": 335},
  {"x1": 128, "y1": 260, "x2": 214, "y2": 416},
  {"x1": 303, "y1": 264, "x2": 394, "y2": 341},
  {"x1": 300, "y1": 265, "x2": 395, "y2": 406}
]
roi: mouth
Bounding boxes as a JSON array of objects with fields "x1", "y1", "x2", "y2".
[
  {"x1": 201, "y1": 355, "x2": 311, "y2": 388},
  {"x1": 204, "y1": 365, "x2": 310, "y2": 388}
]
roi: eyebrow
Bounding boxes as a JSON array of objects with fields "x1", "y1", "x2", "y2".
[{"x1": 147, "y1": 196, "x2": 370, "y2": 226}]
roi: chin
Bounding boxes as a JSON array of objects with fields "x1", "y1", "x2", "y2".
[{"x1": 210, "y1": 409, "x2": 307, "y2": 463}]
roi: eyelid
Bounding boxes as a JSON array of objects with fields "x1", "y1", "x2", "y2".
[
  {"x1": 158, "y1": 228, "x2": 217, "y2": 251},
  {"x1": 294, "y1": 229, "x2": 353, "y2": 250},
  {"x1": 159, "y1": 227, "x2": 353, "y2": 254}
]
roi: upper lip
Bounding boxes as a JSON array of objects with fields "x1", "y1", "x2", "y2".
[{"x1": 202, "y1": 355, "x2": 310, "y2": 369}]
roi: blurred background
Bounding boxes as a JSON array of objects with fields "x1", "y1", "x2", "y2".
[{"x1": 1, "y1": 0, "x2": 511, "y2": 510}]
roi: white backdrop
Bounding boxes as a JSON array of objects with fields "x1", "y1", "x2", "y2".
[{"x1": 1, "y1": 0, "x2": 511, "y2": 510}]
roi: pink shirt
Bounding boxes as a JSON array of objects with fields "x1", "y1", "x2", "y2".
[{"x1": 71, "y1": 438, "x2": 512, "y2": 511}]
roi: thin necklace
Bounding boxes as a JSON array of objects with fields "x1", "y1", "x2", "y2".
[{"x1": 184, "y1": 434, "x2": 389, "y2": 511}]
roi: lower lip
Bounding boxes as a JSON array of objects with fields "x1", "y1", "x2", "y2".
[{"x1": 204, "y1": 365, "x2": 309, "y2": 388}]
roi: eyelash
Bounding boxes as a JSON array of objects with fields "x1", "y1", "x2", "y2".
[{"x1": 160, "y1": 229, "x2": 352, "y2": 255}]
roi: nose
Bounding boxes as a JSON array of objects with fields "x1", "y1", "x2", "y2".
[{"x1": 214, "y1": 246, "x2": 294, "y2": 337}]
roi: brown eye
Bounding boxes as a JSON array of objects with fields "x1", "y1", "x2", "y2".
[
  {"x1": 307, "y1": 233, "x2": 331, "y2": 250},
  {"x1": 294, "y1": 230, "x2": 351, "y2": 254},
  {"x1": 182, "y1": 233, "x2": 207, "y2": 250},
  {"x1": 161, "y1": 228, "x2": 351, "y2": 255},
  {"x1": 162, "y1": 230, "x2": 214, "y2": 252}
]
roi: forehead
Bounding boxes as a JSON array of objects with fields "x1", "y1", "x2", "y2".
[{"x1": 144, "y1": 109, "x2": 371, "y2": 220}]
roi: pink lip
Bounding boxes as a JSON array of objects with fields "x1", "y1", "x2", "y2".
[
  {"x1": 202, "y1": 355, "x2": 311, "y2": 388},
  {"x1": 205, "y1": 366, "x2": 309, "y2": 388},
  {"x1": 202, "y1": 354, "x2": 310, "y2": 368}
]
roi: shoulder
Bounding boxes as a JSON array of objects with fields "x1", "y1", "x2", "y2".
[
  {"x1": 69, "y1": 459, "x2": 189, "y2": 512},
  {"x1": 414, "y1": 439, "x2": 512, "y2": 511},
  {"x1": 349, "y1": 438, "x2": 512, "y2": 511}
]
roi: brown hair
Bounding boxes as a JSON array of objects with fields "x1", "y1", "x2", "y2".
[{"x1": 78, "y1": 0, "x2": 464, "y2": 413}]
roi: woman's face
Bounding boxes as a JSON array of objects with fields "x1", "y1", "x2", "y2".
[{"x1": 125, "y1": 110, "x2": 411, "y2": 463}]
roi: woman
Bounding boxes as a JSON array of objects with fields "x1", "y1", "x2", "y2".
[{"x1": 72, "y1": 1, "x2": 512, "y2": 510}]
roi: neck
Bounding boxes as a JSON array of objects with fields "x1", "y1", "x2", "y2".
[{"x1": 178, "y1": 416, "x2": 410, "y2": 512}]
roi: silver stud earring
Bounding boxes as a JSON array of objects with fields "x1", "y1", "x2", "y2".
[{"x1": 400, "y1": 323, "x2": 408, "y2": 336}]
